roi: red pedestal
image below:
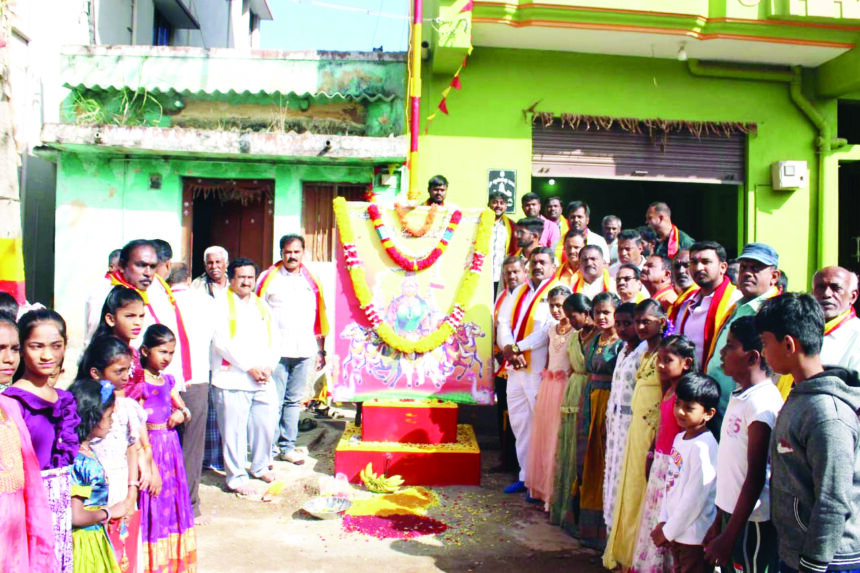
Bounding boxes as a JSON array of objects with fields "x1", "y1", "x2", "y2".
[
  {"x1": 335, "y1": 423, "x2": 481, "y2": 487},
  {"x1": 361, "y1": 398, "x2": 459, "y2": 444}
]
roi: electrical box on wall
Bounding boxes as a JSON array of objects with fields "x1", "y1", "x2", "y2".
[{"x1": 771, "y1": 161, "x2": 808, "y2": 191}]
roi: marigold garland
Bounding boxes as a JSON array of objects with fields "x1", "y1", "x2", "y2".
[
  {"x1": 368, "y1": 197, "x2": 463, "y2": 272},
  {"x1": 394, "y1": 203, "x2": 438, "y2": 237},
  {"x1": 333, "y1": 196, "x2": 494, "y2": 354}
]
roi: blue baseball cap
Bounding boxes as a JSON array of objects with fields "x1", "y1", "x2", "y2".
[{"x1": 738, "y1": 243, "x2": 779, "y2": 267}]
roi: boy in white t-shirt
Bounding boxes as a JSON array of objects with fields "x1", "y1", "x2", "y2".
[
  {"x1": 652, "y1": 372, "x2": 720, "y2": 573},
  {"x1": 704, "y1": 316, "x2": 782, "y2": 572}
]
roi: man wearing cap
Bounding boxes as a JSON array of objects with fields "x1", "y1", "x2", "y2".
[
  {"x1": 813, "y1": 266, "x2": 860, "y2": 373},
  {"x1": 705, "y1": 243, "x2": 781, "y2": 431}
]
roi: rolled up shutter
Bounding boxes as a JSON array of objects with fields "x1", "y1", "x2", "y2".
[{"x1": 532, "y1": 121, "x2": 746, "y2": 184}]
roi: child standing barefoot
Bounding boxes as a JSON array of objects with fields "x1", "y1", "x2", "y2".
[
  {"x1": 128, "y1": 325, "x2": 196, "y2": 572},
  {"x1": 631, "y1": 334, "x2": 696, "y2": 572},
  {"x1": 69, "y1": 378, "x2": 125, "y2": 573},
  {"x1": 525, "y1": 286, "x2": 573, "y2": 508},
  {"x1": 5, "y1": 310, "x2": 80, "y2": 572}
]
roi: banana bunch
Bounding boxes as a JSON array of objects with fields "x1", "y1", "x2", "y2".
[{"x1": 359, "y1": 462, "x2": 405, "y2": 493}]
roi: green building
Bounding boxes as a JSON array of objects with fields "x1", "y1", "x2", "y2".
[
  {"x1": 39, "y1": 46, "x2": 407, "y2": 349},
  {"x1": 417, "y1": 0, "x2": 860, "y2": 286}
]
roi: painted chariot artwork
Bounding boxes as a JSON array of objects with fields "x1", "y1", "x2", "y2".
[{"x1": 331, "y1": 197, "x2": 494, "y2": 404}]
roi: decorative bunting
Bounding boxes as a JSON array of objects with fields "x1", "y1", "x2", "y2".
[
  {"x1": 438, "y1": 99, "x2": 449, "y2": 115},
  {"x1": 423, "y1": 3, "x2": 473, "y2": 133},
  {"x1": 451, "y1": 76, "x2": 461, "y2": 90}
]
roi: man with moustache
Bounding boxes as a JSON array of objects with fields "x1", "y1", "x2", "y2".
[
  {"x1": 257, "y1": 235, "x2": 328, "y2": 465},
  {"x1": 86, "y1": 239, "x2": 193, "y2": 387},
  {"x1": 212, "y1": 258, "x2": 280, "y2": 496},
  {"x1": 602, "y1": 215, "x2": 622, "y2": 265},
  {"x1": 615, "y1": 264, "x2": 649, "y2": 304},
  {"x1": 514, "y1": 218, "x2": 545, "y2": 264},
  {"x1": 609, "y1": 229, "x2": 646, "y2": 278},
  {"x1": 813, "y1": 266, "x2": 860, "y2": 372},
  {"x1": 706, "y1": 243, "x2": 781, "y2": 429},
  {"x1": 522, "y1": 193, "x2": 560, "y2": 250},
  {"x1": 676, "y1": 241, "x2": 741, "y2": 370},
  {"x1": 426, "y1": 175, "x2": 448, "y2": 206},
  {"x1": 555, "y1": 230, "x2": 586, "y2": 287},
  {"x1": 567, "y1": 201, "x2": 609, "y2": 262},
  {"x1": 493, "y1": 255, "x2": 527, "y2": 471},
  {"x1": 497, "y1": 248, "x2": 557, "y2": 494},
  {"x1": 669, "y1": 249, "x2": 698, "y2": 324},
  {"x1": 490, "y1": 192, "x2": 517, "y2": 295},
  {"x1": 568, "y1": 245, "x2": 615, "y2": 297},
  {"x1": 192, "y1": 245, "x2": 230, "y2": 298},
  {"x1": 642, "y1": 254, "x2": 678, "y2": 312}
]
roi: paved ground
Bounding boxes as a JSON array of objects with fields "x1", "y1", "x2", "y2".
[{"x1": 196, "y1": 408, "x2": 604, "y2": 573}]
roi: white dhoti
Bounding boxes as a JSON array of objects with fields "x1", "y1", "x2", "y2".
[
  {"x1": 213, "y1": 384, "x2": 277, "y2": 490},
  {"x1": 506, "y1": 369, "x2": 542, "y2": 482}
]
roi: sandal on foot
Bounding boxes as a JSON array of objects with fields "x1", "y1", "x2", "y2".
[{"x1": 298, "y1": 418, "x2": 318, "y2": 432}]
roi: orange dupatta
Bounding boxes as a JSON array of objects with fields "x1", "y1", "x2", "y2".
[
  {"x1": 107, "y1": 271, "x2": 193, "y2": 382},
  {"x1": 256, "y1": 261, "x2": 329, "y2": 339},
  {"x1": 666, "y1": 225, "x2": 681, "y2": 258},
  {"x1": 668, "y1": 284, "x2": 700, "y2": 324}
]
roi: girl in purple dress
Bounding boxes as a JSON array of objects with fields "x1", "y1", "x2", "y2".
[
  {"x1": 5, "y1": 309, "x2": 80, "y2": 572},
  {"x1": 127, "y1": 325, "x2": 196, "y2": 572}
]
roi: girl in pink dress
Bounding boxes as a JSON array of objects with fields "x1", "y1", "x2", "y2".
[
  {"x1": 631, "y1": 334, "x2": 696, "y2": 573},
  {"x1": 525, "y1": 286, "x2": 573, "y2": 508},
  {"x1": 0, "y1": 314, "x2": 55, "y2": 571},
  {"x1": 127, "y1": 325, "x2": 196, "y2": 572}
]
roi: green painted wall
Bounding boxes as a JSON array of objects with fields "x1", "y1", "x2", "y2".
[
  {"x1": 54, "y1": 153, "x2": 385, "y2": 349},
  {"x1": 417, "y1": 48, "x2": 829, "y2": 288}
]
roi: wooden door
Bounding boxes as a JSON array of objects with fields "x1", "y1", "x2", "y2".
[
  {"x1": 301, "y1": 183, "x2": 368, "y2": 262},
  {"x1": 183, "y1": 178, "x2": 274, "y2": 276}
]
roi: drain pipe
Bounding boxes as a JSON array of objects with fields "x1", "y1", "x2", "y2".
[{"x1": 688, "y1": 59, "x2": 846, "y2": 268}]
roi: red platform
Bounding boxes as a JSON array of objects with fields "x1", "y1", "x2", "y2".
[
  {"x1": 360, "y1": 398, "x2": 459, "y2": 444},
  {"x1": 335, "y1": 423, "x2": 481, "y2": 487}
]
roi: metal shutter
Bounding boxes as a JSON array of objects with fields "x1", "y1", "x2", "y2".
[{"x1": 532, "y1": 122, "x2": 746, "y2": 184}]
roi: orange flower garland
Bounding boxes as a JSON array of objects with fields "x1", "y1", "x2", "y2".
[{"x1": 394, "y1": 203, "x2": 438, "y2": 238}]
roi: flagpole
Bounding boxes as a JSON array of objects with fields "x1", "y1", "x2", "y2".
[{"x1": 407, "y1": 0, "x2": 422, "y2": 201}]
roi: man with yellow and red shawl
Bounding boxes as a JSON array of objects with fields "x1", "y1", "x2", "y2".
[
  {"x1": 257, "y1": 234, "x2": 328, "y2": 466},
  {"x1": 497, "y1": 248, "x2": 557, "y2": 494},
  {"x1": 676, "y1": 241, "x2": 742, "y2": 377}
]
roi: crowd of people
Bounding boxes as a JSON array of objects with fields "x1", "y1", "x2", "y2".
[
  {"x1": 0, "y1": 235, "x2": 328, "y2": 572},
  {"x1": 489, "y1": 191, "x2": 860, "y2": 573},
  {"x1": 2, "y1": 176, "x2": 860, "y2": 573}
]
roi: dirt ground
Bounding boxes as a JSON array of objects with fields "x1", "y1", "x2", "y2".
[{"x1": 195, "y1": 409, "x2": 605, "y2": 573}]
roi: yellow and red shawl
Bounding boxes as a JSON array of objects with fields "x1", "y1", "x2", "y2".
[
  {"x1": 679, "y1": 277, "x2": 737, "y2": 370},
  {"x1": 825, "y1": 307, "x2": 857, "y2": 335},
  {"x1": 570, "y1": 268, "x2": 611, "y2": 295},
  {"x1": 502, "y1": 215, "x2": 517, "y2": 257},
  {"x1": 668, "y1": 284, "x2": 700, "y2": 325},
  {"x1": 509, "y1": 279, "x2": 557, "y2": 370},
  {"x1": 107, "y1": 271, "x2": 193, "y2": 382},
  {"x1": 256, "y1": 261, "x2": 329, "y2": 339},
  {"x1": 666, "y1": 225, "x2": 682, "y2": 259}
]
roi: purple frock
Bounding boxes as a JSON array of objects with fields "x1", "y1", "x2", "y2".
[
  {"x1": 4, "y1": 386, "x2": 80, "y2": 573},
  {"x1": 129, "y1": 374, "x2": 196, "y2": 572}
]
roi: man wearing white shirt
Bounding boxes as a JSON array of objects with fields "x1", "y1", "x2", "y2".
[
  {"x1": 168, "y1": 263, "x2": 216, "y2": 518},
  {"x1": 602, "y1": 215, "x2": 621, "y2": 265},
  {"x1": 813, "y1": 266, "x2": 860, "y2": 372},
  {"x1": 497, "y1": 248, "x2": 557, "y2": 494},
  {"x1": 191, "y1": 245, "x2": 229, "y2": 298},
  {"x1": 212, "y1": 258, "x2": 280, "y2": 496},
  {"x1": 567, "y1": 201, "x2": 610, "y2": 262},
  {"x1": 258, "y1": 235, "x2": 328, "y2": 465},
  {"x1": 608, "y1": 229, "x2": 646, "y2": 278}
]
